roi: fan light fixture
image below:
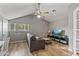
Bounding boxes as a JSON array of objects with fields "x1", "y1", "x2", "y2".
[
  {"x1": 37, "y1": 15, "x2": 41, "y2": 18},
  {"x1": 35, "y1": 3, "x2": 41, "y2": 18}
]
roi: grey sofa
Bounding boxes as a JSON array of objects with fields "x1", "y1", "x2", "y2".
[{"x1": 26, "y1": 33, "x2": 45, "y2": 52}]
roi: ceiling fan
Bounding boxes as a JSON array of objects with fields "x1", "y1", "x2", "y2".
[
  {"x1": 33, "y1": 3, "x2": 56, "y2": 18},
  {"x1": 33, "y1": 3, "x2": 49, "y2": 18}
]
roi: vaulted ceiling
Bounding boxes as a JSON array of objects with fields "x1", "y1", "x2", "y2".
[{"x1": 0, "y1": 3, "x2": 71, "y2": 22}]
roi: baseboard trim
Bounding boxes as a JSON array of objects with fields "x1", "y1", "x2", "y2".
[
  {"x1": 10, "y1": 40, "x2": 26, "y2": 43},
  {"x1": 68, "y1": 48, "x2": 79, "y2": 52}
]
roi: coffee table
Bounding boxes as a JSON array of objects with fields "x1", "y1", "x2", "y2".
[{"x1": 42, "y1": 38, "x2": 52, "y2": 45}]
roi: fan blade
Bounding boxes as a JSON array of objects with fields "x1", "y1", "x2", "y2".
[
  {"x1": 43, "y1": 12, "x2": 49, "y2": 14},
  {"x1": 41, "y1": 12, "x2": 49, "y2": 14},
  {"x1": 40, "y1": 12, "x2": 49, "y2": 17}
]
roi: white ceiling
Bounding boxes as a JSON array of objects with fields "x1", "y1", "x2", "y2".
[
  {"x1": 0, "y1": 3, "x2": 36, "y2": 19},
  {"x1": 0, "y1": 3, "x2": 71, "y2": 22},
  {"x1": 40, "y1": 3, "x2": 70, "y2": 22}
]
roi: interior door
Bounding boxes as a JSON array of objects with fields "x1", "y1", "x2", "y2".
[{"x1": 0, "y1": 17, "x2": 2, "y2": 41}]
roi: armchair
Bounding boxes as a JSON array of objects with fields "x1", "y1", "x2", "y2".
[
  {"x1": 30, "y1": 36, "x2": 45, "y2": 52},
  {"x1": 26, "y1": 33, "x2": 45, "y2": 52}
]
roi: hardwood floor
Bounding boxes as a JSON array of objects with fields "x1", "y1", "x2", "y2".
[
  {"x1": 8, "y1": 42, "x2": 32, "y2": 56},
  {"x1": 32, "y1": 41, "x2": 72, "y2": 56},
  {"x1": 8, "y1": 41, "x2": 72, "y2": 56}
]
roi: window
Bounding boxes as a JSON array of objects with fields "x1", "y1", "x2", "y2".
[
  {"x1": 10, "y1": 24, "x2": 14, "y2": 31},
  {"x1": 10, "y1": 23, "x2": 29, "y2": 31},
  {"x1": 16, "y1": 24, "x2": 24, "y2": 31},
  {"x1": 25, "y1": 24, "x2": 28, "y2": 30}
]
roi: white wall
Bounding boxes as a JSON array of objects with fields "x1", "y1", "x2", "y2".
[
  {"x1": 49, "y1": 19, "x2": 69, "y2": 35},
  {"x1": 49, "y1": 3, "x2": 69, "y2": 35}
]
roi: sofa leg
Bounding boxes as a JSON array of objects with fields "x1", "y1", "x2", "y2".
[
  {"x1": 59, "y1": 39, "x2": 61, "y2": 43},
  {"x1": 66, "y1": 40, "x2": 68, "y2": 45}
]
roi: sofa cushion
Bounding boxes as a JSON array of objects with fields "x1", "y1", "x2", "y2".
[
  {"x1": 31, "y1": 36, "x2": 36, "y2": 41},
  {"x1": 52, "y1": 28, "x2": 62, "y2": 35}
]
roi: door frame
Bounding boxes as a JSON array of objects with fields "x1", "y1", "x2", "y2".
[{"x1": 72, "y1": 6, "x2": 79, "y2": 55}]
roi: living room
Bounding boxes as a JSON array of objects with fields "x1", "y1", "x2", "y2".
[{"x1": 0, "y1": 3, "x2": 79, "y2": 56}]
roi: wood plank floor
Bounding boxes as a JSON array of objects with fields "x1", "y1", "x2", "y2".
[
  {"x1": 32, "y1": 41, "x2": 72, "y2": 56},
  {"x1": 8, "y1": 41, "x2": 72, "y2": 56},
  {"x1": 8, "y1": 42, "x2": 32, "y2": 56}
]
